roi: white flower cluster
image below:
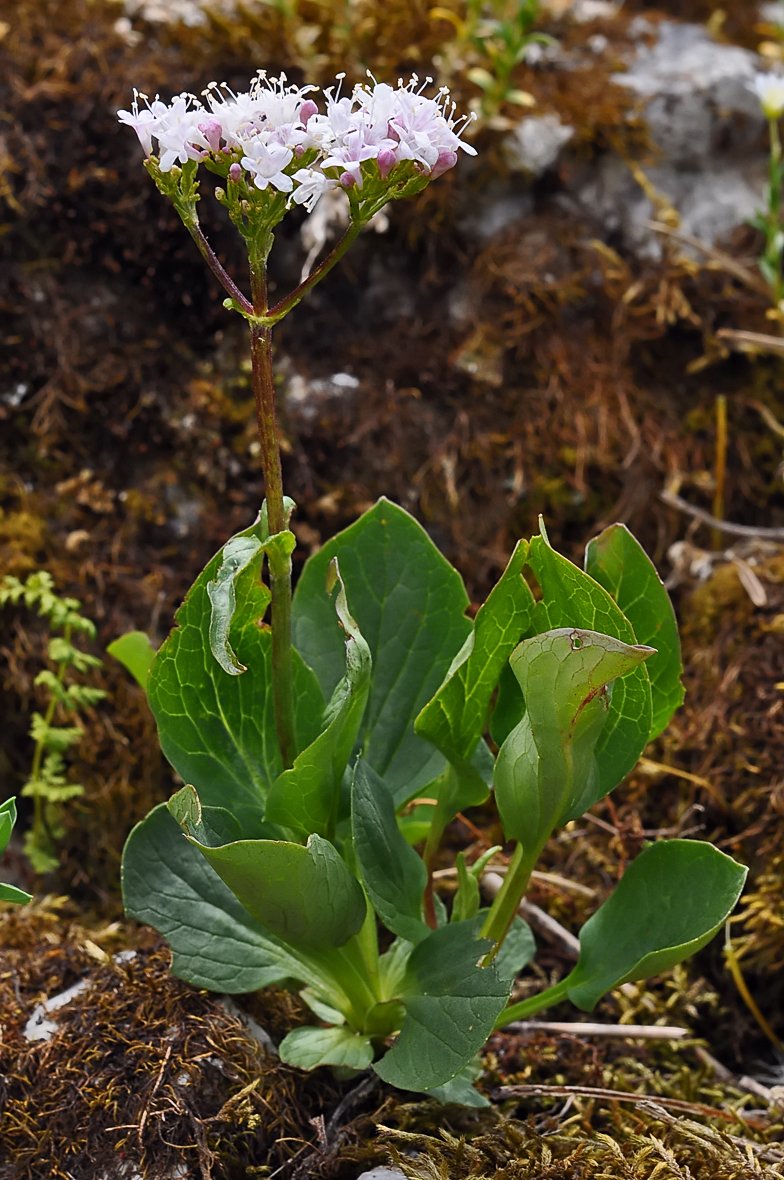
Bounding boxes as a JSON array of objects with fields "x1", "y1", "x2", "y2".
[
  {"x1": 119, "y1": 73, "x2": 476, "y2": 212},
  {"x1": 749, "y1": 71, "x2": 784, "y2": 121}
]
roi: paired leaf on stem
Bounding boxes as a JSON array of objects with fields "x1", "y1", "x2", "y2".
[
  {"x1": 495, "y1": 628, "x2": 654, "y2": 853},
  {"x1": 374, "y1": 920, "x2": 509, "y2": 1092}
]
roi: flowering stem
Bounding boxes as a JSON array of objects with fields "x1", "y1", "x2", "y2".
[
  {"x1": 768, "y1": 116, "x2": 783, "y2": 306},
  {"x1": 480, "y1": 841, "x2": 537, "y2": 960},
  {"x1": 186, "y1": 222, "x2": 254, "y2": 316},
  {"x1": 248, "y1": 238, "x2": 296, "y2": 770},
  {"x1": 266, "y1": 220, "x2": 362, "y2": 323}
]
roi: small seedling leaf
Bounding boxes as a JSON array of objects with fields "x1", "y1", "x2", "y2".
[{"x1": 107, "y1": 631, "x2": 157, "y2": 690}]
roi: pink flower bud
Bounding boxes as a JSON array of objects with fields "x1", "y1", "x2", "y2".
[
  {"x1": 339, "y1": 171, "x2": 356, "y2": 189},
  {"x1": 228, "y1": 162, "x2": 242, "y2": 183},
  {"x1": 430, "y1": 150, "x2": 457, "y2": 180},
  {"x1": 198, "y1": 119, "x2": 223, "y2": 152},
  {"x1": 299, "y1": 99, "x2": 318, "y2": 126},
  {"x1": 377, "y1": 148, "x2": 397, "y2": 179},
  {"x1": 295, "y1": 144, "x2": 305, "y2": 157}
]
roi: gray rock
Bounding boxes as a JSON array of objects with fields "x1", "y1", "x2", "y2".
[
  {"x1": 458, "y1": 189, "x2": 534, "y2": 241},
  {"x1": 567, "y1": 21, "x2": 769, "y2": 254},
  {"x1": 356, "y1": 1169, "x2": 407, "y2": 1180},
  {"x1": 573, "y1": 154, "x2": 765, "y2": 259},
  {"x1": 613, "y1": 21, "x2": 763, "y2": 164},
  {"x1": 504, "y1": 115, "x2": 574, "y2": 177}
]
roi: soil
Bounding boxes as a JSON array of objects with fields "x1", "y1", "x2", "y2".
[{"x1": 1, "y1": 0, "x2": 783, "y2": 1176}]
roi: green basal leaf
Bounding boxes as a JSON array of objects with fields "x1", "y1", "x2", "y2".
[
  {"x1": 265, "y1": 560, "x2": 371, "y2": 839},
  {"x1": 0, "y1": 798, "x2": 32, "y2": 905},
  {"x1": 374, "y1": 920, "x2": 510, "y2": 1092},
  {"x1": 489, "y1": 661, "x2": 523, "y2": 748},
  {"x1": 527, "y1": 532, "x2": 654, "y2": 798},
  {"x1": 107, "y1": 630, "x2": 157, "y2": 691},
  {"x1": 563, "y1": 840, "x2": 748, "y2": 1010},
  {"x1": 495, "y1": 628, "x2": 654, "y2": 850},
  {"x1": 300, "y1": 987, "x2": 346, "y2": 1025},
  {"x1": 185, "y1": 829, "x2": 367, "y2": 952},
  {"x1": 452, "y1": 853, "x2": 480, "y2": 924},
  {"x1": 585, "y1": 524, "x2": 684, "y2": 739},
  {"x1": 279, "y1": 1025, "x2": 374, "y2": 1070},
  {"x1": 292, "y1": 499, "x2": 473, "y2": 806},
  {"x1": 494, "y1": 914, "x2": 536, "y2": 983},
  {"x1": 415, "y1": 540, "x2": 535, "y2": 820},
  {"x1": 351, "y1": 758, "x2": 428, "y2": 945},
  {"x1": 420, "y1": 1056, "x2": 489, "y2": 1107},
  {"x1": 122, "y1": 803, "x2": 317, "y2": 993},
  {"x1": 148, "y1": 513, "x2": 324, "y2": 828},
  {"x1": 0, "y1": 797, "x2": 16, "y2": 858}
]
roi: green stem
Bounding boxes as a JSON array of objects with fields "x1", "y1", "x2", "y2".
[
  {"x1": 768, "y1": 117, "x2": 783, "y2": 305},
  {"x1": 480, "y1": 841, "x2": 536, "y2": 954},
  {"x1": 186, "y1": 221, "x2": 254, "y2": 316},
  {"x1": 29, "y1": 624, "x2": 71, "y2": 862},
  {"x1": 248, "y1": 238, "x2": 296, "y2": 770},
  {"x1": 265, "y1": 221, "x2": 362, "y2": 324},
  {"x1": 492, "y1": 975, "x2": 572, "y2": 1030},
  {"x1": 318, "y1": 935, "x2": 381, "y2": 1028}
]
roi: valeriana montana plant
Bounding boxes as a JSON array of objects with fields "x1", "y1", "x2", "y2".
[{"x1": 114, "y1": 72, "x2": 747, "y2": 1106}]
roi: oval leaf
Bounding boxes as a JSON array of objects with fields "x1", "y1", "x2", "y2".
[
  {"x1": 187, "y1": 831, "x2": 367, "y2": 951},
  {"x1": 292, "y1": 499, "x2": 472, "y2": 806},
  {"x1": 107, "y1": 630, "x2": 157, "y2": 690},
  {"x1": 148, "y1": 515, "x2": 324, "y2": 827},
  {"x1": 279, "y1": 1025, "x2": 374, "y2": 1070},
  {"x1": 415, "y1": 540, "x2": 535, "y2": 824},
  {"x1": 122, "y1": 804, "x2": 317, "y2": 993},
  {"x1": 527, "y1": 532, "x2": 654, "y2": 798},
  {"x1": 563, "y1": 839, "x2": 748, "y2": 1010},
  {"x1": 352, "y1": 758, "x2": 429, "y2": 944},
  {"x1": 495, "y1": 628, "x2": 654, "y2": 849},
  {"x1": 374, "y1": 920, "x2": 510, "y2": 1092},
  {"x1": 585, "y1": 523, "x2": 684, "y2": 739}
]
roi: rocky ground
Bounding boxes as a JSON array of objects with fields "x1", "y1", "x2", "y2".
[{"x1": 1, "y1": 0, "x2": 784, "y2": 1175}]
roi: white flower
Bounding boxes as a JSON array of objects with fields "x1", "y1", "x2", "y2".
[
  {"x1": 119, "y1": 72, "x2": 477, "y2": 198},
  {"x1": 241, "y1": 140, "x2": 295, "y2": 192},
  {"x1": 291, "y1": 167, "x2": 338, "y2": 211},
  {"x1": 117, "y1": 92, "x2": 169, "y2": 156},
  {"x1": 749, "y1": 72, "x2": 784, "y2": 120},
  {"x1": 154, "y1": 95, "x2": 210, "y2": 171},
  {"x1": 204, "y1": 74, "x2": 318, "y2": 151}
]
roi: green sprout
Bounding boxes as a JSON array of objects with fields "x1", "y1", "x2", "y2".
[
  {"x1": 0, "y1": 572, "x2": 106, "y2": 873},
  {"x1": 432, "y1": 0, "x2": 553, "y2": 124}
]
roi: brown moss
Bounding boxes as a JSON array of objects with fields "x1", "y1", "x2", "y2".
[{"x1": 0, "y1": 900, "x2": 361, "y2": 1180}]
